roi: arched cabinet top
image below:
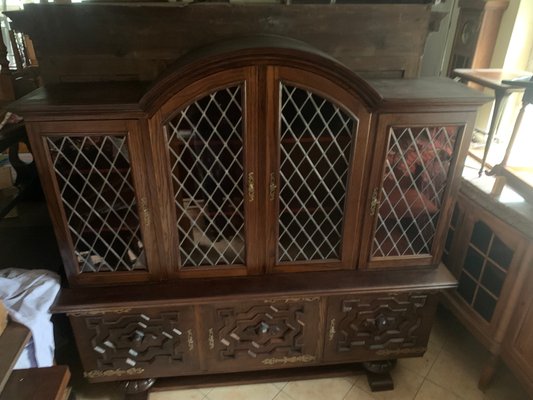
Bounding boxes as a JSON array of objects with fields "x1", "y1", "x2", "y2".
[{"x1": 140, "y1": 36, "x2": 383, "y2": 115}]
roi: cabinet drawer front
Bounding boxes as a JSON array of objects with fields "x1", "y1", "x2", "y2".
[
  {"x1": 324, "y1": 292, "x2": 438, "y2": 362},
  {"x1": 202, "y1": 298, "x2": 321, "y2": 372},
  {"x1": 69, "y1": 307, "x2": 199, "y2": 382}
]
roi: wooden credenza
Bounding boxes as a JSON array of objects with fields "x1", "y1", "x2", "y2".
[
  {"x1": 11, "y1": 38, "x2": 488, "y2": 397},
  {"x1": 443, "y1": 181, "x2": 533, "y2": 396}
]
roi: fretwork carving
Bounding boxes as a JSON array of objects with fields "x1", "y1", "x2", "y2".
[
  {"x1": 209, "y1": 299, "x2": 320, "y2": 366},
  {"x1": 333, "y1": 293, "x2": 432, "y2": 355},
  {"x1": 82, "y1": 310, "x2": 191, "y2": 370}
]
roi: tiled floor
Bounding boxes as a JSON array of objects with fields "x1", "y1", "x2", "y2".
[{"x1": 71, "y1": 306, "x2": 530, "y2": 400}]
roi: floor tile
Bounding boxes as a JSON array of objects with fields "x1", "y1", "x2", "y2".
[
  {"x1": 272, "y1": 381, "x2": 288, "y2": 391},
  {"x1": 198, "y1": 387, "x2": 212, "y2": 396},
  {"x1": 149, "y1": 388, "x2": 206, "y2": 400},
  {"x1": 398, "y1": 345, "x2": 441, "y2": 378},
  {"x1": 282, "y1": 377, "x2": 353, "y2": 400},
  {"x1": 426, "y1": 348, "x2": 485, "y2": 400},
  {"x1": 414, "y1": 379, "x2": 462, "y2": 400},
  {"x1": 207, "y1": 383, "x2": 280, "y2": 400},
  {"x1": 343, "y1": 385, "x2": 376, "y2": 400},
  {"x1": 273, "y1": 391, "x2": 295, "y2": 400},
  {"x1": 483, "y1": 365, "x2": 530, "y2": 400},
  {"x1": 354, "y1": 366, "x2": 424, "y2": 400}
]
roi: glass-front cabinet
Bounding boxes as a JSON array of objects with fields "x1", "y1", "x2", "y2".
[{"x1": 25, "y1": 54, "x2": 484, "y2": 286}]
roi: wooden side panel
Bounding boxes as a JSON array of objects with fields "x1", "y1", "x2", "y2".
[
  {"x1": 324, "y1": 292, "x2": 438, "y2": 362},
  {"x1": 201, "y1": 297, "x2": 322, "y2": 373},
  {"x1": 503, "y1": 248, "x2": 533, "y2": 398},
  {"x1": 69, "y1": 306, "x2": 200, "y2": 382},
  {"x1": 7, "y1": 4, "x2": 432, "y2": 83}
]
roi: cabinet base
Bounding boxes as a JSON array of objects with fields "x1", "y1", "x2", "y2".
[{"x1": 149, "y1": 362, "x2": 397, "y2": 395}]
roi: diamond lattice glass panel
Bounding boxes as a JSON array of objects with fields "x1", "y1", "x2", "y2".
[
  {"x1": 46, "y1": 135, "x2": 145, "y2": 273},
  {"x1": 372, "y1": 126, "x2": 460, "y2": 258},
  {"x1": 166, "y1": 85, "x2": 245, "y2": 267},
  {"x1": 278, "y1": 84, "x2": 356, "y2": 262}
]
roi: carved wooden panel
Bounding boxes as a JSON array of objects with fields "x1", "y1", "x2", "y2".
[
  {"x1": 324, "y1": 292, "x2": 438, "y2": 362},
  {"x1": 69, "y1": 306, "x2": 199, "y2": 382},
  {"x1": 202, "y1": 298, "x2": 321, "y2": 372}
]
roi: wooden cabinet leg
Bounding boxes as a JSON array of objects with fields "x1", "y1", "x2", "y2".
[
  {"x1": 121, "y1": 378, "x2": 156, "y2": 400},
  {"x1": 478, "y1": 354, "x2": 499, "y2": 391},
  {"x1": 363, "y1": 360, "x2": 397, "y2": 392}
]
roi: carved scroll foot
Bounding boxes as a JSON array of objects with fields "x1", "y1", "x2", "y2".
[
  {"x1": 121, "y1": 378, "x2": 156, "y2": 400},
  {"x1": 363, "y1": 360, "x2": 397, "y2": 392}
]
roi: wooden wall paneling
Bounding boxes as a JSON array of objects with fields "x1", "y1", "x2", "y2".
[{"x1": 5, "y1": 3, "x2": 433, "y2": 83}]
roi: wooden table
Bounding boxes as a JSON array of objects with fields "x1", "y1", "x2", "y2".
[
  {"x1": 0, "y1": 322, "x2": 31, "y2": 393},
  {"x1": 0, "y1": 321, "x2": 71, "y2": 400},
  {"x1": 452, "y1": 68, "x2": 529, "y2": 175},
  {"x1": 0, "y1": 366, "x2": 70, "y2": 400}
]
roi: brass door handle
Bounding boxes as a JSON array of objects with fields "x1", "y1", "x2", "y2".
[
  {"x1": 140, "y1": 197, "x2": 150, "y2": 227},
  {"x1": 369, "y1": 188, "x2": 380, "y2": 216},
  {"x1": 248, "y1": 172, "x2": 255, "y2": 202},
  {"x1": 269, "y1": 173, "x2": 277, "y2": 201}
]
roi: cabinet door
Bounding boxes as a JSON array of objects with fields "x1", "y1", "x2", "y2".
[
  {"x1": 324, "y1": 292, "x2": 438, "y2": 363},
  {"x1": 266, "y1": 66, "x2": 372, "y2": 273},
  {"x1": 151, "y1": 68, "x2": 261, "y2": 278},
  {"x1": 69, "y1": 306, "x2": 199, "y2": 382},
  {"x1": 447, "y1": 194, "x2": 528, "y2": 335},
  {"x1": 201, "y1": 297, "x2": 322, "y2": 372},
  {"x1": 361, "y1": 112, "x2": 474, "y2": 268},
  {"x1": 29, "y1": 120, "x2": 159, "y2": 286}
]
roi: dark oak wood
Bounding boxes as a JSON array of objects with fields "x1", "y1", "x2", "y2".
[
  {"x1": 360, "y1": 111, "x2": 478, "y2": 269},
  {"x1": 27, "y1": 120, "x2": 161, "y2": 286},
  {"x1": 152, "y1": 363, "x2": 366, "y2": 392},
  {"x1": 0, "y1": 366, "x2": 70, "y2": 400},
  {"x1": 6, "y1": 3, "x2": 433, "y2": 83},
  {"x1": 8, "y1": 35, "x2": 493, "y2": 394},
  {"x1": 52, "y1": 264, "x2": 457, "y2": 313}
]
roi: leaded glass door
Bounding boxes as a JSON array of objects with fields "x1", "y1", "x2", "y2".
[
  {"x1": 266, "y1": 67, "x2": 371, "y2": 272},
  {"x1": 361, "y1": 112, "x2": 474, "y2": 268},
  {"x1": 154, "y1": 68, "x2": 261, "y2": 278},
  {"x1": 30, "y1": 120, "x2": 159, "y2": 286}
]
